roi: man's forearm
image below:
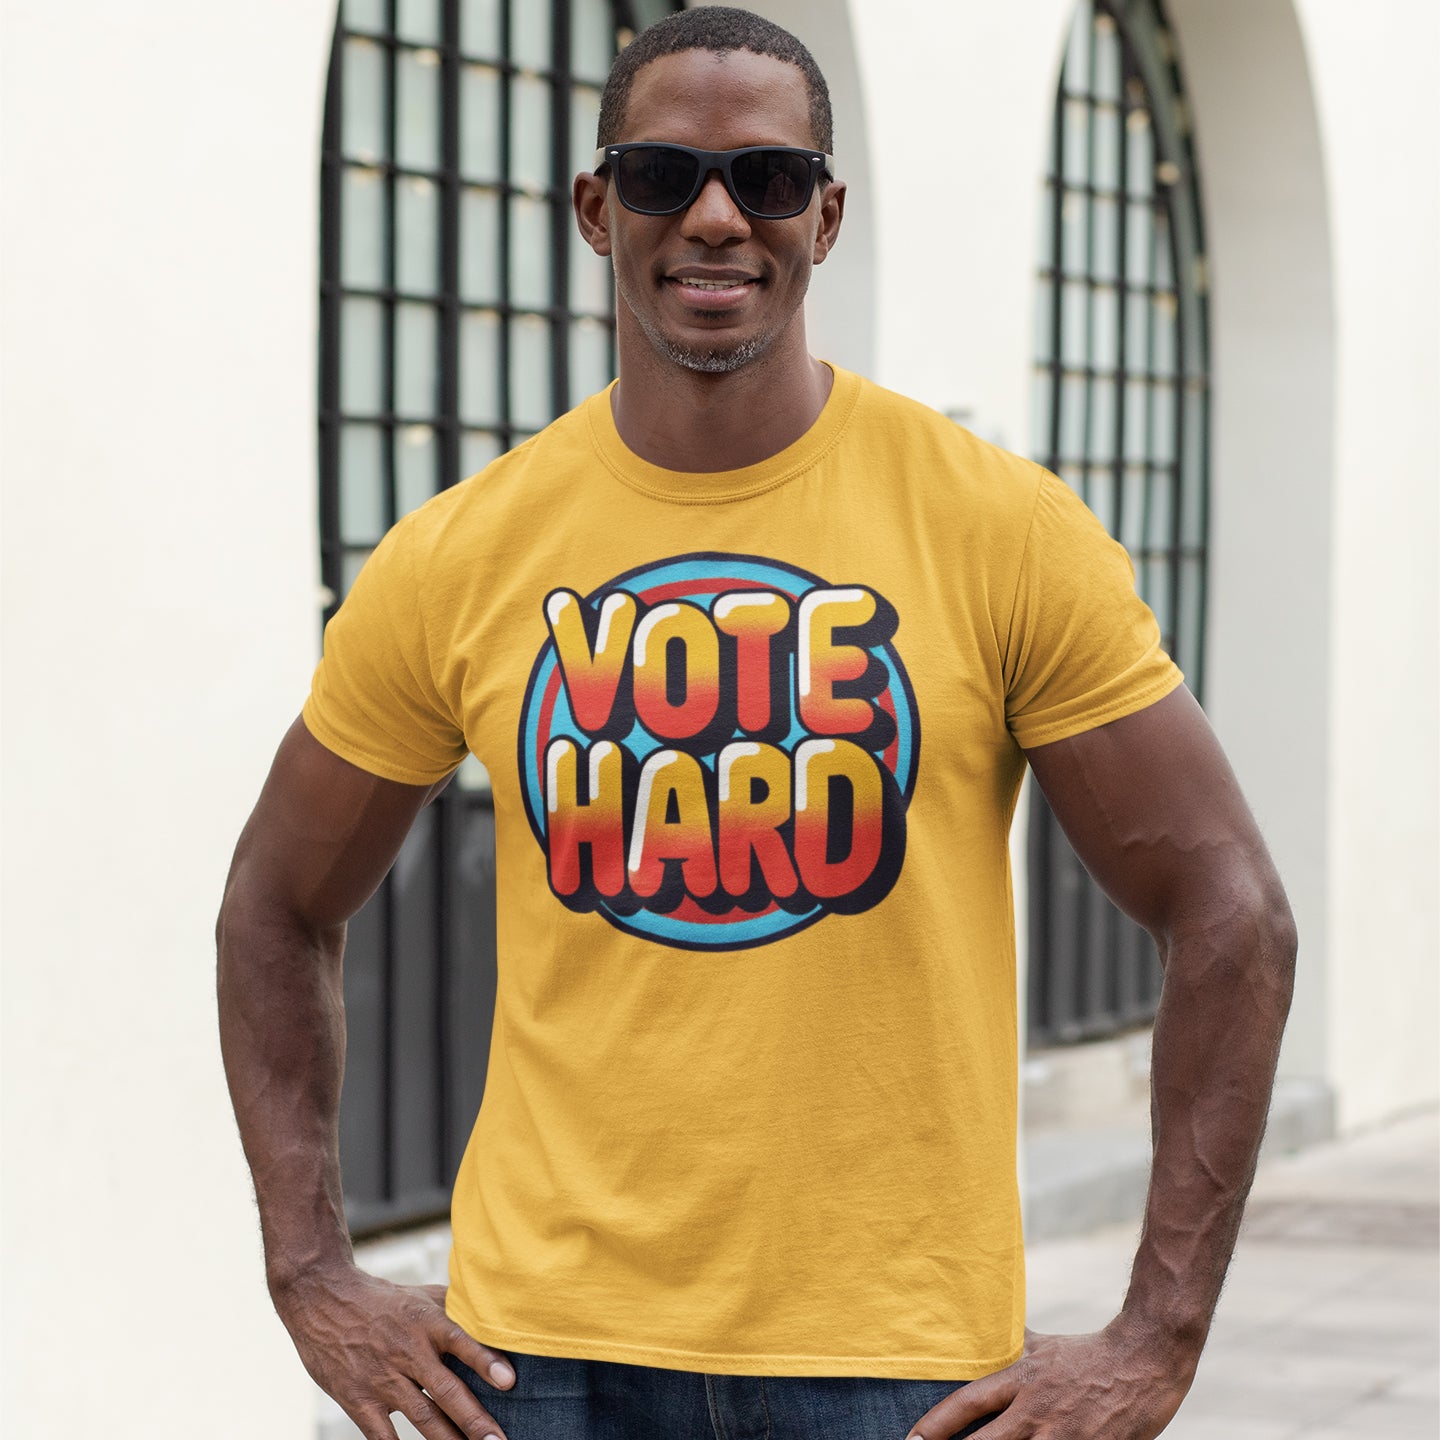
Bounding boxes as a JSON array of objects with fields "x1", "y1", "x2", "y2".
[
  {"x1": 1120, "y1": 893, "x2": 1297, "y2": 1368},
  {"x1": 217, "y1": 885, "x2": 355, "y2": 1298},
  {"x1": 214, "y1": 728, "x2": 517, "y2": 1438}
]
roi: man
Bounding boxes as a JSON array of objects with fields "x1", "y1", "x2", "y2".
[{"x1": 217, "y1": 9, "x2": 1295, "y2": 1440}]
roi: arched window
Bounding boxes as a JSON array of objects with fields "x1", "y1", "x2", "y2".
[
  {"x1": 318, "y1": 0, "x2": 677, "y2": 1234},
  {"x1": 1028, "y1": 0, "x2": 1210, "y2": 1047}
]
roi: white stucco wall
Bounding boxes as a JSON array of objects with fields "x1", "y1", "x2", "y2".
[
  {"x1": 1168, "y1": 0, "x2": 1336, "y2": 1087},
  {"x1": 0, "y1": 0, "x2": 336, "y2": 1430},
  {"x1": 1296, "y1": 0, "x2": 1440, "y2": 1128},
  {"x1": 844, "y1": 0, "x2": 1072, "y2": 447}
]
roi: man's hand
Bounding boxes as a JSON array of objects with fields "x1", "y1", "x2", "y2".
[
  {"x1": 905, "y1": 1324, "x2": 1191, "y2": 1439},
  {"x1": 275, "y1": 1266, "x2": 515, "y2": 1440}
]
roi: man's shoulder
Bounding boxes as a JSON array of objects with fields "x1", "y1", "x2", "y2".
[
  {"x1": 397, "y1": 395, "x2": 600, "y2": 552},
  {"x1": 843, "y1": 369, "x2": 1046, "y2": 515}
]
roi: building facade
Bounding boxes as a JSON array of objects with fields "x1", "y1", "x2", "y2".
[{"x1": 2, "y1": 1, "x2": 1436, "y2": 1434}]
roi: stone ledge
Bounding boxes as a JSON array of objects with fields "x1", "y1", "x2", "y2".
[{"x1": 1022, "y1": 1075, "x2": 1337, "y2": 1243}]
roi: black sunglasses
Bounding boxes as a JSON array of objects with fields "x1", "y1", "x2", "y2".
[{"x1": 593, "y1": 143, "x2": 834, "y2": 221}]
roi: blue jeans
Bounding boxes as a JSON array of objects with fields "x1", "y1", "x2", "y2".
[{"x1": 445, "y1": 1351, "x2": 998, "y2": 1439}]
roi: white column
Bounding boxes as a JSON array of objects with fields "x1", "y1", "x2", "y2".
[
  {"x1": 1297, "y1": 0, "x2": 1440, "y2": 1128},
  {"x1": 1, "y1": 1, "x2": 337, "y2": 1432}
]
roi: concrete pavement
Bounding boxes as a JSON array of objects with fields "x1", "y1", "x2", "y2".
[{"x1": 1024, "y1": 1108, "x2": 1440, "y2": 1438}]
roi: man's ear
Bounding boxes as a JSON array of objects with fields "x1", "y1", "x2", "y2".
[
  {"x1": 574, "y1": 172, "x2": 612, "y2": 257},
  {"x1": 812, "y1": 179, "x2": 846, "y2": 265}
]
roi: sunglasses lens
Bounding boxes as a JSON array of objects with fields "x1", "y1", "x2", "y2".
[
  {"x1": 615, "y1": 147, "x2": 700, "y2": 213},
  {"x1": 731, "y1": 150, "x2": 813, "y2": 216},
  {"x1": 609, "y1": 147, "x2": 818, "y2": 217}
]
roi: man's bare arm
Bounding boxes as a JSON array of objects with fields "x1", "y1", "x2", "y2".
[
  {"x1": 217, "y1": 718, "x2": 515, "y2": 1440},
  {"x1": 909, "y1": 686, "x2": 1296, "y2": 1439}
]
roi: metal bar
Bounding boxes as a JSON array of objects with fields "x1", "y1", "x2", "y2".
[
  {"x1": 436, "y1": 784, "x2": 460, "y2": 1184},
  {"x1": 431, "y1": 0, "x2": 461, "y2": 1194},
  {"x1": 1070, "y1": 4, "x2": 1109, "y2": 1034},
  {"x1": 381, "y1": 5, "x2": 400, "y2": 538},
  {"x1": 1111, "y1": 13, "x2": 1131, "y2": 563},
  {"x1": 1035, "y1": 268, "x2": 1181, "y2": 306},
  {"x1": 605, "y1": 26, "x2": 620, "y2": 382},
  {"x1": 497, "y1": 0, "x2": 514, "y2": 449},
  {"x1": 1043, "y1": 173, "x2": 1173, "y2": 203},
  {"x1": 1165, "y1": 205, "x2": 1186, "y2": 663},
  {"x1": 1192, "y1": 375, "x2": 1211, "y2": 699},
  {"x1": 1027, "y1": 360, "x2": 1189, "y2": 384},
  {"x1": 348, "y1": 20, "x2": 577, "y2": 85},
  {"x1": 379, "y1": 0, "x2": 401, "y2": 1206},
  {"x1": 1046, "y1": 47, "x2": 1066, "y2": 469},
  {"x1": 314, "y1": 163, "x2": 576, "y2": 212},
  {"x1": 438, "y1": 0, "x2": 462, "y2": 493},
  {"x1": 1141, "y1": 193, "x2": 1160, "y2": 616},
  {"x1": 348, "y1": 1187, "x2": 455, "y2": 1239},
  {"x1": 1079, "y1": 10, "x2": 1098, "y2": 516},
  {"x1": 1082, "y1": 857, "x2": 1114, "y2": 1031},
  {"x1": 1049, "y1": 837, "x2": 1086, "y2": 1042},
  {"x1": 1175, "y1": 7, "x2": 1212, "y2": 702},
  {"x1": 319, "y1": 20, "x2": 345, "y2": 620},
  {"x1": 1026, "y1": 783, "x2": 1055, "y2": 1042},
  {"x1": 550, "y1": 0, "x2": 571, "y2": 414},
  {"x1": 320, "y1": 286, "x2": 578, "y2": 323},
  {"x1": 380, "y1": 874, "x2": 398, "y2": 1204}
]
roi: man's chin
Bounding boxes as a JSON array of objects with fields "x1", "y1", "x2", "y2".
[{"x1": 654, "y1": 331, "x2": 769, "y2": 374}]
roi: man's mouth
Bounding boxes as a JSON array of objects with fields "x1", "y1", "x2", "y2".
[{"x1": 665, "y1": 272, "x2": 760, "y2": 309}]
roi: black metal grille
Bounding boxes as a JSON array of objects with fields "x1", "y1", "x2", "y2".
[
  {"x1": 1027, "y1": 0, "x2": 1210, "y2": 1047},
  {"x1": 319, "y1": 0, "x2": 676, "y2": 1236}
]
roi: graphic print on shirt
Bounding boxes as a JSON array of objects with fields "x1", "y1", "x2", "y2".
[{"x1": 517, "y1": 553, "x2": 921, "y2": 952}]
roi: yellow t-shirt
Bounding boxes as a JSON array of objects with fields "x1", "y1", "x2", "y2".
[{"x1": 304, "y1": 365, "x2": 1182, "y2": 1380}]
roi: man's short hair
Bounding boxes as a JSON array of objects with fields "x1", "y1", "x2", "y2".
[{"x1": 597, "y1": 6, "x2": 834, "y2": 155}]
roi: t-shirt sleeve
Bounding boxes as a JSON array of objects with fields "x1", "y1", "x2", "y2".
[
  {"x1": 302, "y1": 514, "x2": 469, "y2": 785},
  {"x1": 1003, "y1": 468, "x2": 1184, "y2": 748}
]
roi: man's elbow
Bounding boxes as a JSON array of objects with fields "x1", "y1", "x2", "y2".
[
  {"x1": 1252, "y1": 878, "x2": 1298, "y2": 1020},
  {"x1": 1163, "y1": 863, "x2": 1298, "y2": 1020}
]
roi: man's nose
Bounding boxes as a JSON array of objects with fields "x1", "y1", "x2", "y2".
[{"x1": 680, "y1": 171, "x2": 752, "y2": 245}]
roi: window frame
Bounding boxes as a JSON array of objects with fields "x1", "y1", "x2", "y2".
[
  {"x1": 317, "y1": 0, "x2": 678, "y2": 1236},
  {"x1": 1027, "y1": 0, "x2": 1211, "y2": 1049}
]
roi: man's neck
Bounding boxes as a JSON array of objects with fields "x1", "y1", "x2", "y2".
[{"x1": 609, "y1": 330, "x2": 833, "y2": 473}]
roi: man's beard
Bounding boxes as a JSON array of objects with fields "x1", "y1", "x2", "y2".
[
  {"x1": 653, "y1": 331, "x2": 767, "y2": 373},
  {"x1": 629, "y1": 304, "x2": 772, "y2": 374}
]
